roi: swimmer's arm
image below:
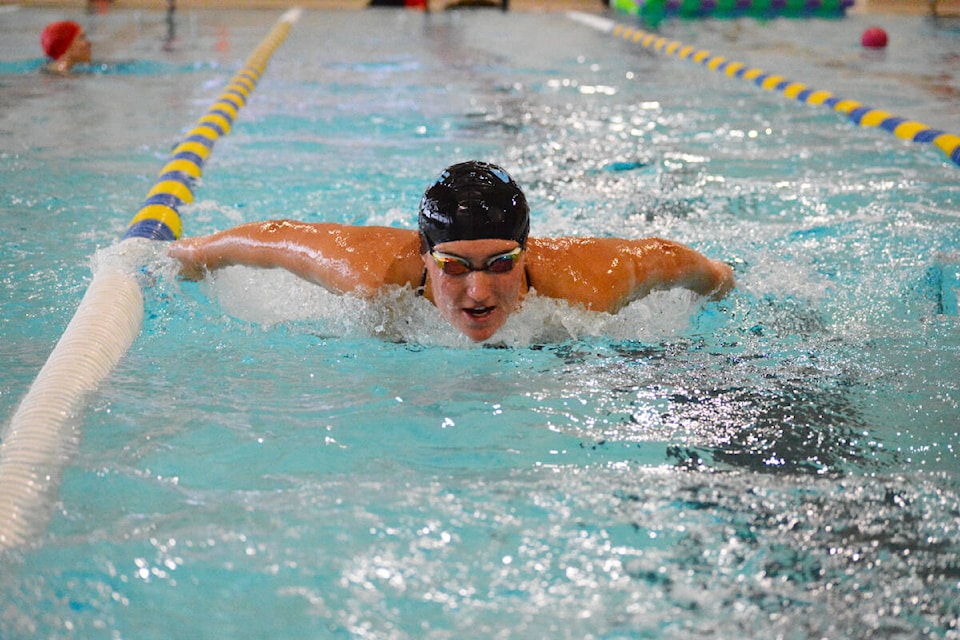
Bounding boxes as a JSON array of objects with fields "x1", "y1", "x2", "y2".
[
  {"x1": 624, "y1": 237, "x2": 735, "y2": 302},
  {"x1": 168, "y1": 220, "x2": 422, "y2": 295},
  {"x1": 527, "y1": 237, "x2": 734, "y2": 312}
]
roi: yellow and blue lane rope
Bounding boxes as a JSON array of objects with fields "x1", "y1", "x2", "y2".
[
  {"x1": 124, "y1": 11, "x2": 298, "y2": 241},
  {"x1": 607, "y1": 22, "x2": 960, "y2": 168}
]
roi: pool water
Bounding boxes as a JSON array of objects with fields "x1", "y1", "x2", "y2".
[{"x1": 2, "y1": 6, "x2": 959, "y2": 638}]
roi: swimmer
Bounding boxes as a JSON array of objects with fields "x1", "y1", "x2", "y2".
[
  {"x1": 169, "y1": 161, "x2": 735, "y2": 342},
  {"x1": 41, "y1": 20, "x2": 92, "y2": 75}
]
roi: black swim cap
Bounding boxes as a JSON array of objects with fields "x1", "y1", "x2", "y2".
[{"x1": 418, "y1": 161, "x2": 529, "y2": 252}]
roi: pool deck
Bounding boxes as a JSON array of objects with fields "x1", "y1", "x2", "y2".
[{"x1": 8, "y1": 0, "x2": 960, "y2": 14}]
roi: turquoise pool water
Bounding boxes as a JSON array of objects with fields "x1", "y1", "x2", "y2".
[{"x1": 1, "y1": 6, "x2": 959, "y2": 638}]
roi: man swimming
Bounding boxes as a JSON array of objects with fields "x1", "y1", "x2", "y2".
[
  {"x1": 41, "y1": 21, "x2": 92, "y2": 75},
  {"x1": 169, "y1": 161, "x2": 734, "y2": 342}
]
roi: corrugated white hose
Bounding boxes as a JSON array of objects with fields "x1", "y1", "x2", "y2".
[
  {"x1": 0, "y1": 8, "x2": 300, "y2": 553},
  {"x1": 0, "y1": 241, "x2": 152, "y2": 552}
]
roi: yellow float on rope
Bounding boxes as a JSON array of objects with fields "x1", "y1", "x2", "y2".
[
  {"x1": 128, "y1": 204, "x2": 184, "y2": 240},
  {"x1": 160, "y1": 158, "x2": 203, "y2": 179}
]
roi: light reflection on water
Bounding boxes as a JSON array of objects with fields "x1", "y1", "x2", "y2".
[{"x1": 1, "y1": 7, "x2": 959, "y2": 639}]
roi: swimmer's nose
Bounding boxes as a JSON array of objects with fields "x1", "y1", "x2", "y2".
[{"x1": 464, "y1": 270, "x2": 495, "y2": 302}]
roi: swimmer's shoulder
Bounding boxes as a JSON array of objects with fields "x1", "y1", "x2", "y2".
[
  {"x1": 525, "y1": 236, "x2": 623, "y2": 265},
  {"x1": 524, "y1": 237, "x2": 625, "y2": 311},
  {"x1": 526, "y1": 235, "x2": 677, "y2": 262},
  {"x1": 244, "y1": 220, "x2": 421, "y2": 278},
  {"x1": 332, "y1": 224, "x2": 423, "y2": 289},
  {"x1": 525, "y1": 236, "x2": 679, "y2": 311},
  {"x1": 350, "y1": 224, "x2": 420, "y2": 244},
  {"x1": 264, "y1": 221, "x2": 417, "y2": 247}
]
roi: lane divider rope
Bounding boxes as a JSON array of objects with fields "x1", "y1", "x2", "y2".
[
  {"x1": 0, "y1": 8, "x2": 301, "y2": 553},
  {"x1": 125, "y1": 8, "x2": 301, "y2": 241},
  {"x1": 568, "y1": 11, "x2": 960, "y2": 168}
]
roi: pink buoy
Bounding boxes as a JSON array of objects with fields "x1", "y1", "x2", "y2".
[{"x1": 861, "y1": 26, "x2": 888, "y2": 49}]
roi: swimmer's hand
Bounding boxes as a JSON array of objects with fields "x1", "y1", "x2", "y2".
[
  {"x1": 167, "y1": 238, "x2": 207, "y2": 281},
  {"x1": 708, "y1": 259, "x2": 736, "y2": 300}
]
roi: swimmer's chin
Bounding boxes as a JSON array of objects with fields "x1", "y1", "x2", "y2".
[{"x1": 424, "y1": 306, "x2": 505, "y2": 343}]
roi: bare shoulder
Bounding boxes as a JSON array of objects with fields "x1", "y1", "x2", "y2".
[
  {"x1": 524, "y1": 236, "x2": 733, "y2": 311},
  {"x1": 523, "y1": 236, "x2": 645, "y2": 311},
  {"x1": 526, "y1": 236, "x2": 673, "y2": 258},
  {"x1": 525, "y1": 235, "x2": 677, "y2": 279},
  {"x1": 344, "y1": 225, "x2": 426, "y2": 290},
  {"x1": 249, "y1": 220, "x2": 416, "y2": 247},
  {"x1": 290, "y1": 223, "x2": 423, "y2": 290},
  {"x1": 336, "y1": 224, "x2": 422, "y2": 251}
]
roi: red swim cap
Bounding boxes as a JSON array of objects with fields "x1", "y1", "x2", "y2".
[{"x1": 41, "y1": 21, "x2": 81, "y2": 60}]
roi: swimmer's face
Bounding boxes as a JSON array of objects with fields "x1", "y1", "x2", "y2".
[
  {"x1": 422, "y1": 238, "x2": 526, "y2": 342},
  {"x1": 65, "y1": 30, "x2": 92, "y2": 65}
]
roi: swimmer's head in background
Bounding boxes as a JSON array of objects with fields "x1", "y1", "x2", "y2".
[
  {"x1": 41, "y1": 21, "x2": 81, "y2": 60},
  {"x1": 418, "y1": 161, "x2": 530, "y2": 253}
]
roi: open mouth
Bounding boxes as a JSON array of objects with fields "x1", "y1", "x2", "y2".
[{"x1": 464, "y1": 306, "x2": 495, "y2": 319}]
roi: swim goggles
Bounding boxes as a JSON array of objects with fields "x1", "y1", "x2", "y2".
[{"x1": 430, "y1": 247, "x2": 522, "y2": 276}]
